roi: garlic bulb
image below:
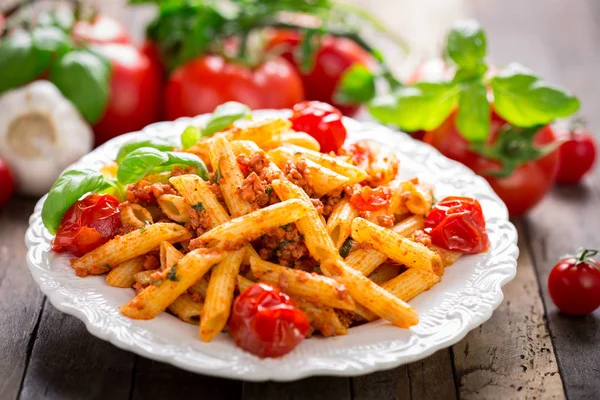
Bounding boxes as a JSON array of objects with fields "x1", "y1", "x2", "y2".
[{"x1": 0, "y1": 81, "x2": 94, "y2": 196}]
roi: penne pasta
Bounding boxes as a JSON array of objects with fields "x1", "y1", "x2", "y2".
[
  {"x1": 250, "y1": 256, "x2": 355, "y2": 311},
  {"x1": 160, "y1": 241, "x2": 184, "y2": 270},
  {"x1": 237, "y1": 274, "x2": 255, "y2": 293},
  {"x1": 71, "y1": 223, "x2": 192, "y2": 277},
  {"x1": 157, "y1": 194, "x2": 192, "y2": 223},
  {"x1": 194, "y1": 199, "x2": 310, "y2": 249},
  {"x1": 368, "y1": 263, "x2": 402, "y2": 285},
  {"x1": 351, "y1": 217, "x2": 443, "y2": 276},
  {"x1": 381, "y1": 268, "x2": 441, "y2": 302},
  {"x1": 106, "y1": 257, "x2": 145, "y2": 288},
  {"x1": 120, "y1": 203, "x2": 153, "y2": 228},
  {"x1": 134, "y1": 269, "x2": 158, "y2": 286},
  {"x1": 326, "y1": 199, "x2": 359, "y2": 249},
  {"x1": 429, "y1": 244, "x2": 462, "y2": 267},
  {"x1": 120, "y1": 248, "x2": 226, "y2": 320},
  {"x1": 295, "y1": 299, "x2": 348, "y2": 337},
  {"x1": 169, "y1": 174, "x2": 230, "y2": 227},
  {"x1": 389, "y1": 180, "x2": 433, "y2": 216},
  {"x1": 168, "y1": 293, "x2": 204, "y2": 324},
  {"x1": 264, "y1": 131, "x2": 321, "y2": 151}
]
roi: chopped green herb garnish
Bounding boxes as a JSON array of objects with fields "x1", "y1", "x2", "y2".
[
  {"x1": 139, "y1": 226, "x2": 147, "y2": 233},
  {"x1": 273, "y1": 240, "x2": 295, "y2": 256},
  {"x1": 103, "y1": 263, "x2": 112, "y2": 270},
  {"x1": 192, "y1": 202, "x2": 204, "y2": 212},
  {"x1": 339, "y1": 238, "x2": 354, "y2": 258},
  {"x1": 166, "y1": 264, "x2": 179, "y2": 282},
  {"x1": 151, "y1": 278, "x2": 164, "y2": 286},
  {"x1": 213, "y1": 157, "x2": 223, "y2": 183},
  {"x1": 265, "y1": 186, "x2": 273, "y2": 195}
]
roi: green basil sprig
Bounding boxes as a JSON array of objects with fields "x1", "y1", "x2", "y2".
[
  {"x1": 203, "y1": 101, "x2": 251, "y2": 137},
  {"x1": 41, "y1": 169, "x2": 113, "y2": 234},
  {"x1": 181, "y1": 126, "x2": 202, "y2": 149},
  {"x1": 116, "y1": 137, "x2": 175, "y2": 163}
]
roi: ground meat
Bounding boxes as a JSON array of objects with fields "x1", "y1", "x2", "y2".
[
  {"x1": 143, "y1": 254, "x2": 160, "y2": 270},
  {"x1": 239, "y1": 172, "x2": 270, "y2": 208},
  {"x1": 311, "y1": 198, "x2": 324, "y2": 215},
  {"x1": 377, "y1": 214, "x2": 395, "y2": 229},
  {"x1": 185, "y1": 207, "x2": 212, "y2": 237},
  {"x1": 283, "y1": 159, "x2": 314, "y2": 197},
  {"x1": 126, "y1": 180, "x2": 177, "y2": 206},
  {"x1": 257, "y1": 225, "x2": 308, "y2": 267},
  {"x1": 413, "y1": 230, "x2": 433, "y2": 246},
  {"x1": 188, "y1": 237, "x2": 245, "y2": 251},
  {"x1": 335, "y1": 310, "x2": 365, "y2": 329},
  {"x1": 321, "y1": 188, "x2": 344, "y2": 216},
  {"x1": 208, "y1": 182, "x2": 225, "y2": 204},
  {"x1": 358, "y1": 210, "x2": 395, "y2": 229},
  {"x1": 171, "y1": 165, "x2": 197, "y2": 177}
]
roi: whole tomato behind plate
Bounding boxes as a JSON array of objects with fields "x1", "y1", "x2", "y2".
[
  {"x1": 555, "y1": 124, "x2": 597, "y2": 184},
  {"x1": 0, "y1": 157, "x2": 15, "y2": 208},
  {"x1": 164, "y1": 55, "x2": 304, "y2": 120}
]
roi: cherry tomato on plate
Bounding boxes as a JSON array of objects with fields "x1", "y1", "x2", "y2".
[
  {"x1": 52, "y1": 194, "x2": 122, "y2": 257},
  {"x1": 72, "y1": 15, "x2": 131, "y2": 45},
  {"x1": 548, "y1": 249, "x2": 600, "y2": 316},
  {"x1": 424, "y1": 196, "x2": 489, "y2": 254},
  {"x1": 289, "y1": 101, "x2": 347, "y2": 153},
  {"x1": 0, "y1": 157, "x2": 15, "y2": 208},
  {"x1": 350, "y1": 186, "x2": 391, "y2": 211},
  {"x1": 555, "y1": 126, "x2": 597, "y2": 184},
  {"x1": 266, "y1": 29, "x2": 372, "y2": 116},
  {"x1": 92, "y1": 43, "x2": 163, "y2": 145},
  {"x1": 424, "y1": 113, "x2": 559, "y2": 216},
  {"x1": 164, "y1": 55, "x2": 304, "y2": 121},
  {"x1": 228, "y1": 283, "x2": 310, "y2": 358}
]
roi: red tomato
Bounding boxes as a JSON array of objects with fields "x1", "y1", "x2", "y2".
[
  {"x1": 92, "y1": 43, "x2": 162, "y2": 145},
  {"x1": 72, "y1": 15, "x2": 131, "y2": 45},
  {"x1": 0, "y1": 157, "x2": 15, "y2": 208},
  {"x1": 548, "y1": 249, "x2": 600, "y2": 315},
  {"x1": 424, "y1": 113, "x2": 559, "y2": 216},
  {"x1": 350, "y1": 186, "x2": 391, "y2": 211},
  {"x1": 53, "y1": 194, "x2": 121, "y2": 257},
  {"x1": 228, "y1": 283, "x2": 310, "y2": 358},
  {"x1": 164, "y1": 55, "x2": 304, "y2": 121},
  {"x1": 424, "y1": 196, "x2": 489, "y2": 254},
  {"x1": 266, "y1": 29, "x2": 372, "y2": 116},
  {"x1": 555, "y1": 129, "x2": 597, "y2": 184},
  {"x1": 289, "y1": 101, "x2": 347, "y2": 153}
]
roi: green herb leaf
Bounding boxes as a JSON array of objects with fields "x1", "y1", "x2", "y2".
[
  {"x1": 339, "y1": 238, "x2": 354, "y2": 258},
  {"x1": 163, "y1": 152, "x2": 209, "y2": 180},
  {"x1": 203, "y1": 102, "x2": 251, "y2": 137},
  {"x1": 0, "y1": 33, "x2": 50, "y2": 94},
  {"x1": 192, "y1": 202, "x2": 204, "y2": 212},
  {"x1": 116, "y1": 137, "x2": 174, "y2": 164},
  {"x1": 335, "y1": 64, "x2": 376, "y2": 105},
  {"x1": 181, "y1": 125, "x2": 202, "y2": 149},
  {"x1": 295, "y1": 28, "x2": 321, "y2": 73},
  {"x1": 166, "y1": 263, "x2": 179, "y2": 281},
  {"x1": 213, "y1": 157, "x2": 223, "y2": 183},
  {"x1": 41, "y1": 169, "x2": 113, "y2": 234},
  {"x1": 456, "y1": 81, "x2": 490, "y2": 141},
  {"x1": 491, "y1": 64, "x2": 580, "y2": 127},
  {"x1": 446, "y1": 20, "x2": 486, "y2": 71},
  {"x1": 368, "y1": 82, "x2": 460, "y2": 131},
  {"x1": 50, "y1": 49, "x2": 111, "y2": 123},
  {"x1": 32, "y1": 25, "x2": 71, "y2": 57},
  {"x1": 117, "y1": 147, "x2": 170, "y2": 184}
]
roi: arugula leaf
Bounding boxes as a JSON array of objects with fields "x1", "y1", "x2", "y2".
[
  {"x1": 368, "y1": 82, "x2": 460, "y2": 131},
  {"x1": 335, "y1": 64, "x2": 376, "y2": 104},
  {"x1": 0, "y1": 33, "x2": 50, "y2": 94},
  {"x1": 116, "y1": 137, "x2": 174, "y2": 163},
  {"x1": 447, "y1": 20, "x2": 486, "y2": 71},
  {"x1": 456, "y1": 81, "x2": 490, "y2": 141},
  {"x1": 203, "y1": 102, "x2": 251, "y2": 137},
  {"x1": 42, "y1": 169, "x2": 113, "y2": 234},
  {"x1": 181, "y1": 125, "x2": 201, "y2": 149},
  {"x1": 117, "y1": 147, "x2": 170, "y2": 184},
  {"x1": 491, "y1": 64, "x2": 580, "y2": 127},
  {"x1": 50, "y1": 49, "x2": 111, "y2": 123}
]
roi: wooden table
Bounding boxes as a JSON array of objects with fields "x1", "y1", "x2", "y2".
[{"x1": 1, "y1": 1, "x2": 599, "y2": 399}]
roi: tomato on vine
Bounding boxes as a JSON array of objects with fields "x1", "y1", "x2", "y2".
[
  {"x1": 548, "y1": 249, "x2": 600, "y2": 316},
  {"x1": 555, "y1": 122, "x2": 597, "y2": 185}
]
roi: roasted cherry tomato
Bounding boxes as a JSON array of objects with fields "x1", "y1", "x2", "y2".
[
  {"x1": 424, "y1": 196, "x2": 489, "y2": 254},
  {"x1": 164, "y1": 55, "x2": 304, "y2": 121},
  {"x1": 266, "y1": 29, "x2": 372, "y2": 116},
  {"x1": 52, "y1": 194, "x2": 121, "y2": 257},
  {"x1": 555, "y1": 127, "x2": 597, "y2": 184},
  {"x1": 548, "y1": 249, "x2": 600, "y2": 316},
  {"x1": 350, "y1": 186, "x2": 391, "y2": 211},
  {"x1": 228, "y1": 283, "x2": 310, "y2": 358},
  {"x1": 0, "y1": 157, "x2": 15, "y2": 208},
  {"x1": 92, "y1": 43, "x2": 163, "y2": 145},
  {"x1": 72, "y1": 15, "x2": 131, "y2": 45},
  {"x1": 289, "y1": 101, "x2": 347, "y2": 153},
  {"x1": 424, "y1": 113, "x2": 559, "y2": 216}
]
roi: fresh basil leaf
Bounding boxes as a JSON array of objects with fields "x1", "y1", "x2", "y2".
[
  {"x1": 368, "y1": 82, "x2": 460, "y2": 131},
  {"x1": 41, "y1": 169, "x2": 112, "y2": 234},
  {"x1": 203, "y1": 102, "x2": 251, "y2": 137},
  {"x1": 32, "y1": 26, "x2": 72, "y2": 57},
  {"x1": 491, "y1": 65, "x2": 580, "y2": 127},
  {"x1": 181, "y1": 125, "x2": 201, "y2": 149},
  {"x1": 0, "y1": 33, "x2": 50, "y2": 93},
  {"x1": 116, "y1": 137, "x2": 175, "y2": 164},
  {"x1": 50, "y1": 49, "x2": 111, "y2": 123},
  {"x1": 335, "y1": 64, "x2": 376, "y2": 105},
  {"x1": 163, "y1": 152, "x2": 209, "y2": 180},
  {"x1": 117, "y1": 147, "x2": 170, "y2": 184},
  {"x1": 446, "y1": 20, "x2": 486, "y2": 71},
  {"x1": 456, "y1": 82, "x2": 490, "y2": 141}
]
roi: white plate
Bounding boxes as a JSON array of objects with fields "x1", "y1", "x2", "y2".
[{"x1": 25, "y1": 111, "x2": 518, "y2": 381}]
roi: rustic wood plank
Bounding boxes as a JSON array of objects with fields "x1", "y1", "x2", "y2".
[
  {"x1": 131, "y1": 357, "x2": 243, "y2": 400},
  {"x1": 452, "y1": 221, "x2": 564, "y2": 400},
  {"x1": 243, "y1": 377, "x2": 351, "y2": 400},
  {"x1": 0, "y1": 198, "x2": 45, "y2": 400},
  {"x1": 19, "y1": 303, "x2": 135, "y2": 400},
  {"x1": 353, "y1": 365, "x2": 411, "y2": 400}
]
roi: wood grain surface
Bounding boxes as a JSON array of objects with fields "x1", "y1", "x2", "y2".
[{"x1": 0, "y1": 0, "x2": 598, "y2": 399}]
